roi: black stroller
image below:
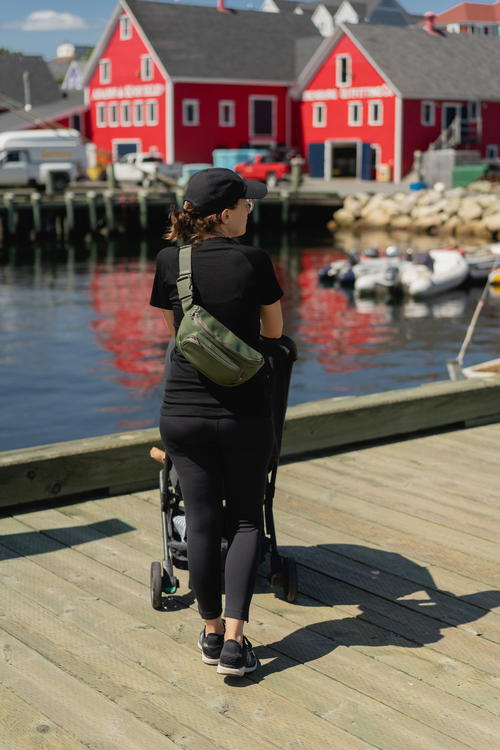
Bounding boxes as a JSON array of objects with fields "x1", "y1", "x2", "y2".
[{"x1": 150, "y1": 335, "x2": 298, "y2": 609}]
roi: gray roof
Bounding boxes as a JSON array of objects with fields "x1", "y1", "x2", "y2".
[
  {"x1": 0, "y1": 92, "x2": 86, "y2": 132},
  {"x1": 126, "y1": 0, "x2": 323, "y2": 81},
  {"x1": 48, "y1": 59, "x2": 72, "y2": 83},
  {"x1": 0, "y1": 52, "x2": 62, "y2": 107},
  {"x1": 346, "y1": 23, "x2": 500, "y2": 100}
]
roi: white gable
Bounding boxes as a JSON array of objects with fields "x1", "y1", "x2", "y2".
[
  {"x1": 260, "y1": 0, "x2": 280, "y2": 11},
  {"x1": 312, "y1": 4, "x2": 335, "y2": 37},
  {"x1": 334, "y1": 1, "x2": 360, "y2": 25}
]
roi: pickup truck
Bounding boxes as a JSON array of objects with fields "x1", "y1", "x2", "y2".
[
  {"x1": 234, "y1": 152, "x2": 306, "y2": 188},
  {"x1": 113, "y1": 153, "x2": 182, "y2": 186}
]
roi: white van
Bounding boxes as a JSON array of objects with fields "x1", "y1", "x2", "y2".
[{"x1": 0, "y1": 129, "x2": 87, "y2": 191}]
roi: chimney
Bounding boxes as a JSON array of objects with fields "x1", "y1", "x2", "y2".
[
  {"x1": 423, "y1": 11, "x2": 445, "y2": 36},
  {"x1": 217, "y1": 0, "x2": 231, "y2": 13},
  {"x1": 23, "y1": 71, "x2": 32, "y2": 111}
]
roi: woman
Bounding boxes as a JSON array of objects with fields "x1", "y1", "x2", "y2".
[{"x1": 149, "y1": 168, "x2": 283, "y2": 676}]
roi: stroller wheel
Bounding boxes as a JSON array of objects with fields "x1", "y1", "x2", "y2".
[
  {"x1": 150, "y1": 561, "x2": 163, "y2": 609},
  {"x1": 283, "y1": 557, "x2": 298, "y2": 603}
]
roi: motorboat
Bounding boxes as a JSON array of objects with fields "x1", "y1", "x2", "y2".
[{"x1": 401, "y1": 250, "x2": 469, "y2": 298}]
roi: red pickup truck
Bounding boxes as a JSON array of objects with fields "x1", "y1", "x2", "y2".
[{"x1": 234, "y1": 152, "x2": 305, "y2": 188}]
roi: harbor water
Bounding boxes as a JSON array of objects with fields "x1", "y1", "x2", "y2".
[{"x1": 1, "y1": 230, "x2": 499, "y2": 452}]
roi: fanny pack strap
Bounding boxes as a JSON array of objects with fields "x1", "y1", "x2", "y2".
[{"x1": 176, "y1": 244, "x2": 193, "y2": 313}]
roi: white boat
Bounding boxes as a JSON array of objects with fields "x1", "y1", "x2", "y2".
[
  {"x1": 462, "y1": 358, "x2": 500, "y2": 378},
  {"x1": 401, "y1": 250, "x2": 469, "y2": 299},
  {"x1": 464, "y1": 244, "x2": 500, "y2": 282}
]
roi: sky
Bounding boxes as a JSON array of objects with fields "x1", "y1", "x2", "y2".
[{"x1": 0, "y1": 0, "x2": 494, "y2": 59}]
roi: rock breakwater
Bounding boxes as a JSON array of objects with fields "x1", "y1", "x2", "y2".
[{"x1": 329, "y1": 182, "x2": 500, "y2": 239}]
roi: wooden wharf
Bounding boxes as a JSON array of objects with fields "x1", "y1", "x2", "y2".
[
  {"x1": 0, "y1": 185, "x2": 342, "y2": 241},
  {"x1": 0, "y1": 379, "x2": 499, "y2": 748}
]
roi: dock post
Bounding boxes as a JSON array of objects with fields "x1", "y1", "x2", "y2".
[
  {"x1": 174, "y1": 186, "x2": 184, "y2": 209},
  {"x1": 252, "y1": 198, "x2": 260, "y2": 226},
  {"x1": 103, "y1": 190, "x2": 115, "y2": 233},
  {"x1": 138, "y1": 188, "x2": 148, "y2": 232},
  {"x1": 280, "y1": 188, "x2": 290, "y2": 225},
  {"x1": 30, "y1": 192, "x2": 42, "y2": 236},
  {"x1": 64, "y1": 191, "x2": 75, "y2": 237},
  {"x1": 4, "y1": 192, "x2": 17, "y2": 236},
  {"x1": 86, "y1": 191, "x2": 98, "y2": 233},
  {"x1": 45, "y1": 171, "x2": 55, "y2": 198},
  {"x1": 106, "y1": 163, "x2": 117, "y2": 189}
]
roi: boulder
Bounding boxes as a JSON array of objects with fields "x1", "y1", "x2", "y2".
[
  {"x1": 416, "y1": 189, "x2": 442, "y2": 206},
  {"x1": 476, "y1": 194, "x2": 498, "y2": 209},
  {"x1": 363, "y1": 208, "x2": 391, "y2": 228},
  {"x1": 483, "y1": 201, "x2": 500, "y2": 217},
  {"x1": 343, "y1": 193, "x2": 370, "y2": 214},
  {"x1": 359, "y1": 193, "x2": 386, "y2": 217},
  {"x1": 483, "y1": 212, "x2": 500, "y2": 233},
  {"x1": 413, "y1": 213, "x2": 446, "y2": 231},
  {"x1": 457, "y1": 198, "x2": 483, "y2": 222},
  {"x1": 389, "y1": 214, "x2": 412, "y2": 229},
  {"x1": 441, "y1": 215, "x2": 460, "y2": 235},
  {"x1": 444, "y1": 187, "x2": 466, "y2": 199},
  {"x1": 332, "y1": 208, "x2": 356, "y2": 227}
]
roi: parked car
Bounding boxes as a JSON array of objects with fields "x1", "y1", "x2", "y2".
[
  {"x1": 0, "y1": 128, "x2": 86, "y2": 191},
  {"x1": 113, "y1": 152, "x2": 183, "y2": 186},
  {"x1": 177, "y1": 163, "x2": 213, "y2": 187},
  {"x1": 234, "y1": 149, "x2": 305, "y2": 188}
]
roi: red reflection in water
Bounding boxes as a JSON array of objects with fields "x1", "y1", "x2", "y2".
[
  {"x1": 293, "y1": 249, "x2": 390, "y2": 373},
  {"x1": 89, "y1": 260, "x2": 168, "y2": 392}
]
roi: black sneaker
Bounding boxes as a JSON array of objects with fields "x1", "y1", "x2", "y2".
[
  {"x1": 216, "y1": 636, "x2": 259, "y2": 676},
  {"x1": 197, "y1": 628, "x2": 224, "y2": 665}
]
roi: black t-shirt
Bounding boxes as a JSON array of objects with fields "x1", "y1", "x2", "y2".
[{"x1": 149, "y1": 237, "x2": 283, "y2": 417}]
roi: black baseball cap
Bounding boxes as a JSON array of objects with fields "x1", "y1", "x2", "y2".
[{"x1": 184, "y1": 167, "x2": 267, "y2": 217}]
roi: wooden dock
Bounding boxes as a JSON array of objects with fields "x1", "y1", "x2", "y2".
[{"x1": 1, "y1": 420, "x2": 499, "y2": 749}]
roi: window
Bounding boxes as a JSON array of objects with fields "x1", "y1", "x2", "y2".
[
  {"x1": 219, "y1": 100, "x2": 235, "y2": 127},
  {"x1": 468, "y1": 101, "x2": 479, "y2": 120},
  {"x1": 133, "y1": 100, "x2": 144, "y2": 126},
  {"x1": 421, "y1": 101, "x2": 435, "y2": 126},
  {"x1": 250, "y1": 96, "x2": 275, "y2": 137},
  {"x1": 5, "y1": 151, "x2": 21, "y2": 162},
  {"x1": 183, "y1": 99, "x2": 199, "y2": 126},
  {"x1": 146, "y1": 99, "x2": 158, "y2": 126},
  {"x1": 121, "y1": 101, "x2": 131, "y2": 126},
  {"x1": 120, "y1": 16, "x2": 131, "y2": 40},
  {"x1": 99, "y1": 60, "x2": 111, "y2": 84},
  {"x1": 368, "y1": 100, "x2": 383, "y2": 126},
  {"x1": 348, "y1": 101, "x2": 362, "y2": 126},
  {"x1": 336, "y1": 55, "x2": 351, "y2": 87},
  {"x1": 486, "y1": 144, "x2": 499, "y2": 160},
  {"x1": 141, "y1": 55, "x2": 153, "y2": 81},
  {"x1": 108, "y1": 102, "x2": 119, "y2": 127},
  {"x1": 312, "y1": 102, "x2": 326, "y2": 128},
  {"x1": 96, "y1": 103, "x2": 106, "y2": 127}
]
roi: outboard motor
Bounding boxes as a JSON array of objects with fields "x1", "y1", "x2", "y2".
[{"x1": 364, "y1": 247, "x2": 379, "y2": 258}]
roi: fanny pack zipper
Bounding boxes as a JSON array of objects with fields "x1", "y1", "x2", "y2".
[
  {"x1": 190, "y1": 307, "x2": 263, "y2": 365},
  {"x1": 183, "y1": 334, "x2": 241, "y2": 373}
]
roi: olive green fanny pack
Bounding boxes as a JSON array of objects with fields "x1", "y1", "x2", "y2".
[{"x1": 175, "y1": 244, "x2": 264, "y2": 387}]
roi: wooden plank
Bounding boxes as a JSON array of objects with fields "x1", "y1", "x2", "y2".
[
  {"x1": 272, "y1": 485, "x2": 500, "y2": 589},
  {"x1": 0, "y1": 684, "x2": 88, "y2": 749},
  {"x1": 275, "y1": 471, "x2": 500, "y2": 566},
  {"x1": 58, "y1": 493, "x2": 500, "y2": 716},
  {"x1": 0, "y1": 631, "x2": 179, "y2": 750},
  {"x1": 0, "y1": 522, "x2": 479, "y2": 750},
  {"x1": 1, "y1": 378, "x2": 500, "y2": 506},
  {"x1": 0, "y1": 529, "x2": 374, "y2": 750}
]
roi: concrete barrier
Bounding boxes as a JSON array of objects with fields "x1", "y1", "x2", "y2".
[{"x1": 1, "y1": 376, "x2": 499, "y2": 508}]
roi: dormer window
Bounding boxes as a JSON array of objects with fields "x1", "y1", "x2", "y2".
[
  {"x1": 120, "y1": 16, "x2": 132, "y2": 40},
  {"x1": 141, "y1": 55, "x2": 153, "y2": 81},
  {"x1": 99, "y1": 59, "x2": 111, "y2": 84},
  {"x1": 336, "y1": 54, "x2": 351, "y2": 87}
]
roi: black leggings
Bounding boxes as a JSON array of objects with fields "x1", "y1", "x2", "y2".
[{"x1": 160, "y1": 415, "x2": 274, "y2": 622}]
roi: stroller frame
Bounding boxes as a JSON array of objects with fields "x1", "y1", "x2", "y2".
[{"x1": 150, "y1": 335, "x2": 298, "y2": 609}]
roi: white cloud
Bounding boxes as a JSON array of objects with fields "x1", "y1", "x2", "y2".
[{"x1": 3, "y1": 10, "x2": 88, "y2": 32}]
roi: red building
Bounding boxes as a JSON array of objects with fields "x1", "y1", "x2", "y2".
[
  {"x1": 83, "y1": 0, "x2": 322, "y2": 163},
  {"x1": 434, "y1": 1, "x2": 500, "y2": 35},
  {"x1": 295, "y1": 22, "x2": 500, "y2": 180}
]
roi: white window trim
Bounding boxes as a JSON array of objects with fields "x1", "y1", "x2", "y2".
[
  {"x1": 133, "y1": 100, "x2": 144, "y2": 126},
  {"x1": 145, "y1": 99, "x2": 158, "y2": 126},
  {"x1": 182, "y1": 99, "x2": 199, "y2": 127},
  {"x1": 336, "y1": 54, "x2": 352, "y2": 88},
  {"x1": 368, "y1": 100, "x2": 383, "y2": 126},
  {"x1": 348, "y1": 100, "x2": 362, "y2": 126},
  {"x1": 219, "y1": 99, "x2": 235, "y2": 127},
  {"x1": 421, "y1": 100, "x2": 435, "y2": 127},
  {"x1": 249, "y1": 95, "x2": 277, "y2": 139},
  {"x1": 96, "y1": 102, "x2": 106, "y2": 128},
  {"x1": 486, "y1": 144, "x2": 499, "y2": 160},
  {"x1": 312, "y1": 102, "x2": 327, "y2": 128},
  {"x1": 141, "y1": 55, "x2": 153, "y2": 82},
  {"x1": 108, "y1": 101, "x2": 119, "y2": 127},
  {"x1": 120, "y1": 15, "x2": 132, "y2": 40},
  {"x1": 99, "y1": 59, "x2": 111, "y2": 85},
  {"x1": 120, "y1": 101, "x2": 131, "y2": 126}
]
